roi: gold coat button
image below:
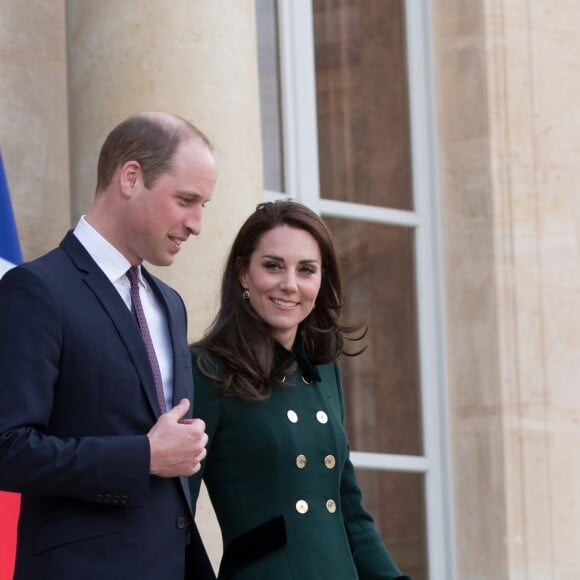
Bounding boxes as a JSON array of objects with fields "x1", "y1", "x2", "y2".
[
  {"x1": 326, "y1": 499, "x2": 337, "y2": 513},
  {"x1": 287, "y1": 410, "x2": 298, "y2": 423},
  {"x1": 296, "y1": 454, "x2": 307, "y2": 469},
  {"x1": 296, "y1": 500, "x2": 309, "y2": 514},
  {"x1": 324, "y1": 454, "x2": 336, "y2": 469},
  {"x1": 316, "y1": 410, "x2": 328, "y2": 424}
]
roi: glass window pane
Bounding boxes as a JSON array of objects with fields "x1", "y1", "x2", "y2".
[
  {"x1": 325, "y1": 217, "x2": 422, "y2": 455},
  {"x1": 356, "y1": 468, "x2": 428, "y2": 580},
  {"x1": 256, "y1": 0, "x2": 285, "y2": 192},
  {"x1": 313, "y1": 0, "x2": 413, "y2": 210}
]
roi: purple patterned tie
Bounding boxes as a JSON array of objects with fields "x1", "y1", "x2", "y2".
[{"x1": 127, "y1": 266, "x2": 167, "y2": 413}]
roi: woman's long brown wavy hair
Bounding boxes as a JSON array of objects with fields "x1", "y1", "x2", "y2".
[{"x1": 193, "y1": 200, "x2": 366, "y2": 400}]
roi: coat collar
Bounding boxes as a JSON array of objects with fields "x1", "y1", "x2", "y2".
[{"x1": 274, "y1": 331, "x2": 321, "y2": 383}]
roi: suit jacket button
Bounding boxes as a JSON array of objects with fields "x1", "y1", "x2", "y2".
[
  {"x1": 324, "y1": 454, "x2": 336, "y2": 469},
  {"x1": 120, "y1": 495, "x2": 128, "y2": 505},
  {"x1": 96, "y1": 494, "x2": 103, "y2": 503},
  {"x1": 296, "y1": 500, "x2": 309, "y2": 514},
  {"x1": 103, "y1": 494, "x2": 111, "y2": 503},
  {"x1": 112, "y1": 494, "x2": 120, "y2": 504},
  {"x1": 176, "y1": 516, "x2": 187, "y2": 529},
  {"x1": 287, "y1": 410, "x2": 298, "y2": 423},
  {"x1": 316, "y1": 410, "x2": 328, "y2": 424},
  {"x1": 296, "y1": 454, "x2": 307, "y2": 469},
  {"x1": 326, "y1": 499, "x2": 337, "y2": 513}
]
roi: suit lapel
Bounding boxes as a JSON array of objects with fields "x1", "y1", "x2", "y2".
[{"x1": 60, "y1": 232, "x2": 162, "y2": 418}]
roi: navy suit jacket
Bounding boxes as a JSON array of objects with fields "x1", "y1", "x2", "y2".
[{"x1": 0, "y1": 232, "x2": 215, "y2": 580}]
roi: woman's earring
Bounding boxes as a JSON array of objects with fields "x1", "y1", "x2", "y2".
[{"x1": 242, "y1": 289, "x2": 250, "y2": 300}]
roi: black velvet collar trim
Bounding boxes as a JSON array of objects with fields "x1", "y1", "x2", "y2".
[
  {"x1": 274, "y1": 332, "x2": 321, "y2": 383},
  {"x1": 219, "y1": 515, "x2": 287, "y2": 578}
]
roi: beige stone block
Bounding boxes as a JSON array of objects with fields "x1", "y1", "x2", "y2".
[
  {"x1": 436, "y1": 0, "x2": 580, "y2": 577},
  {"x1": 0, "y1": 0, "x2": 70, "y2": 259},
  {"x1": 549, "y1": 424, "x2": 580, "y2": 580},
  {"x1": 452, "y1": 418, "x2": 509, "y2": 579}
]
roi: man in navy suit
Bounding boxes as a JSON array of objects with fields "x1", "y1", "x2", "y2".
[{"x1": 0, "y1": 112, "x2": 218, "y2": 579}]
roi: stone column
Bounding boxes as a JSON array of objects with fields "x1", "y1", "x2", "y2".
[
  {"x1": 66, "y1": 1, "x2": 264, "y2": 568},
  {"x1": 435, "y1": 0, "x2": 580, "y2": 578},
  {"x1": 0, "y1": 0, "x2": 70, "y2": 260},
  {"x1": 66, "y1": 0, "x2": 263, "y2": 336}
]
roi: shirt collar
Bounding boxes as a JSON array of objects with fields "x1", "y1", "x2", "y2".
[{"x1": 73, "y1": 216, "x2": 144, "y2": 287}]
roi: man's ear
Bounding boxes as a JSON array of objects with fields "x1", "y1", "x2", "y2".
[{"x1": 119, "y1": 160, "x2": 141, "y2": 196}]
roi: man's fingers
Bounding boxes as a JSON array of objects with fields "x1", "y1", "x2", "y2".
[{"x1": 178, "y1": 417, "x2": 206, "y2": 433}]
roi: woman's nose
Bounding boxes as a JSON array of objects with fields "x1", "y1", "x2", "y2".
[{"x1": 280, "y1": 271, "x2": 298, "y2": 291}]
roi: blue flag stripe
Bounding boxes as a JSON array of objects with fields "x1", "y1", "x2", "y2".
[{"x1": 0, "y1": 151, "x2": 22, "y2": 265}]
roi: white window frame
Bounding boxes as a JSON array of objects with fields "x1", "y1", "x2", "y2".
[{"x1": 264, "y1": 1, "x2": 455, "y2": 578}]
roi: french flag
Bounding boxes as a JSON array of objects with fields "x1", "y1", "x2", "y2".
[
  {"x1": 0, "y1": 149, "x2": 21, "y2": 580},
  {"x1": 0, "y1": 150, "x2": 21, "y2": 274}
]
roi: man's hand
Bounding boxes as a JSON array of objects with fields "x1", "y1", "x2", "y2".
[{"x1": 147, "y1": 398, "x2": 208, "y2": 477}]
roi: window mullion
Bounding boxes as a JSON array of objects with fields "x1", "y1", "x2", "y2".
[
  {"x1": 405, "y1": 1, "x2": 455, "y2": 578},
  {"x1": 277, "y1": 0, "x2": 321, "y2": 210}
]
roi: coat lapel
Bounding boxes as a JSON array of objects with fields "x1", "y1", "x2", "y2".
[{"x1": 60, "y1": 232, "x2": 162, "y2": 418}]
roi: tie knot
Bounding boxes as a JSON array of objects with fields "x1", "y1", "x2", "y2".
[{"x1": 127, "y1": 266, "x2": 140, "y2": 289}]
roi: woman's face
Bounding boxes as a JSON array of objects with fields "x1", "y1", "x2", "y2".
[{"x1": 239, "y1": 224, "x2": 322, "y2": 350}]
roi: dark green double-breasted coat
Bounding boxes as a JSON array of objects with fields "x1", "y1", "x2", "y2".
[{"x1": 189, "y1": 347, "x2": 410, "y2": 580}]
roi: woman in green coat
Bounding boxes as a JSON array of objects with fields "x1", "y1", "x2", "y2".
[{"x1": 190, "y1": 200, "x2": 410, "y2": 580}]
